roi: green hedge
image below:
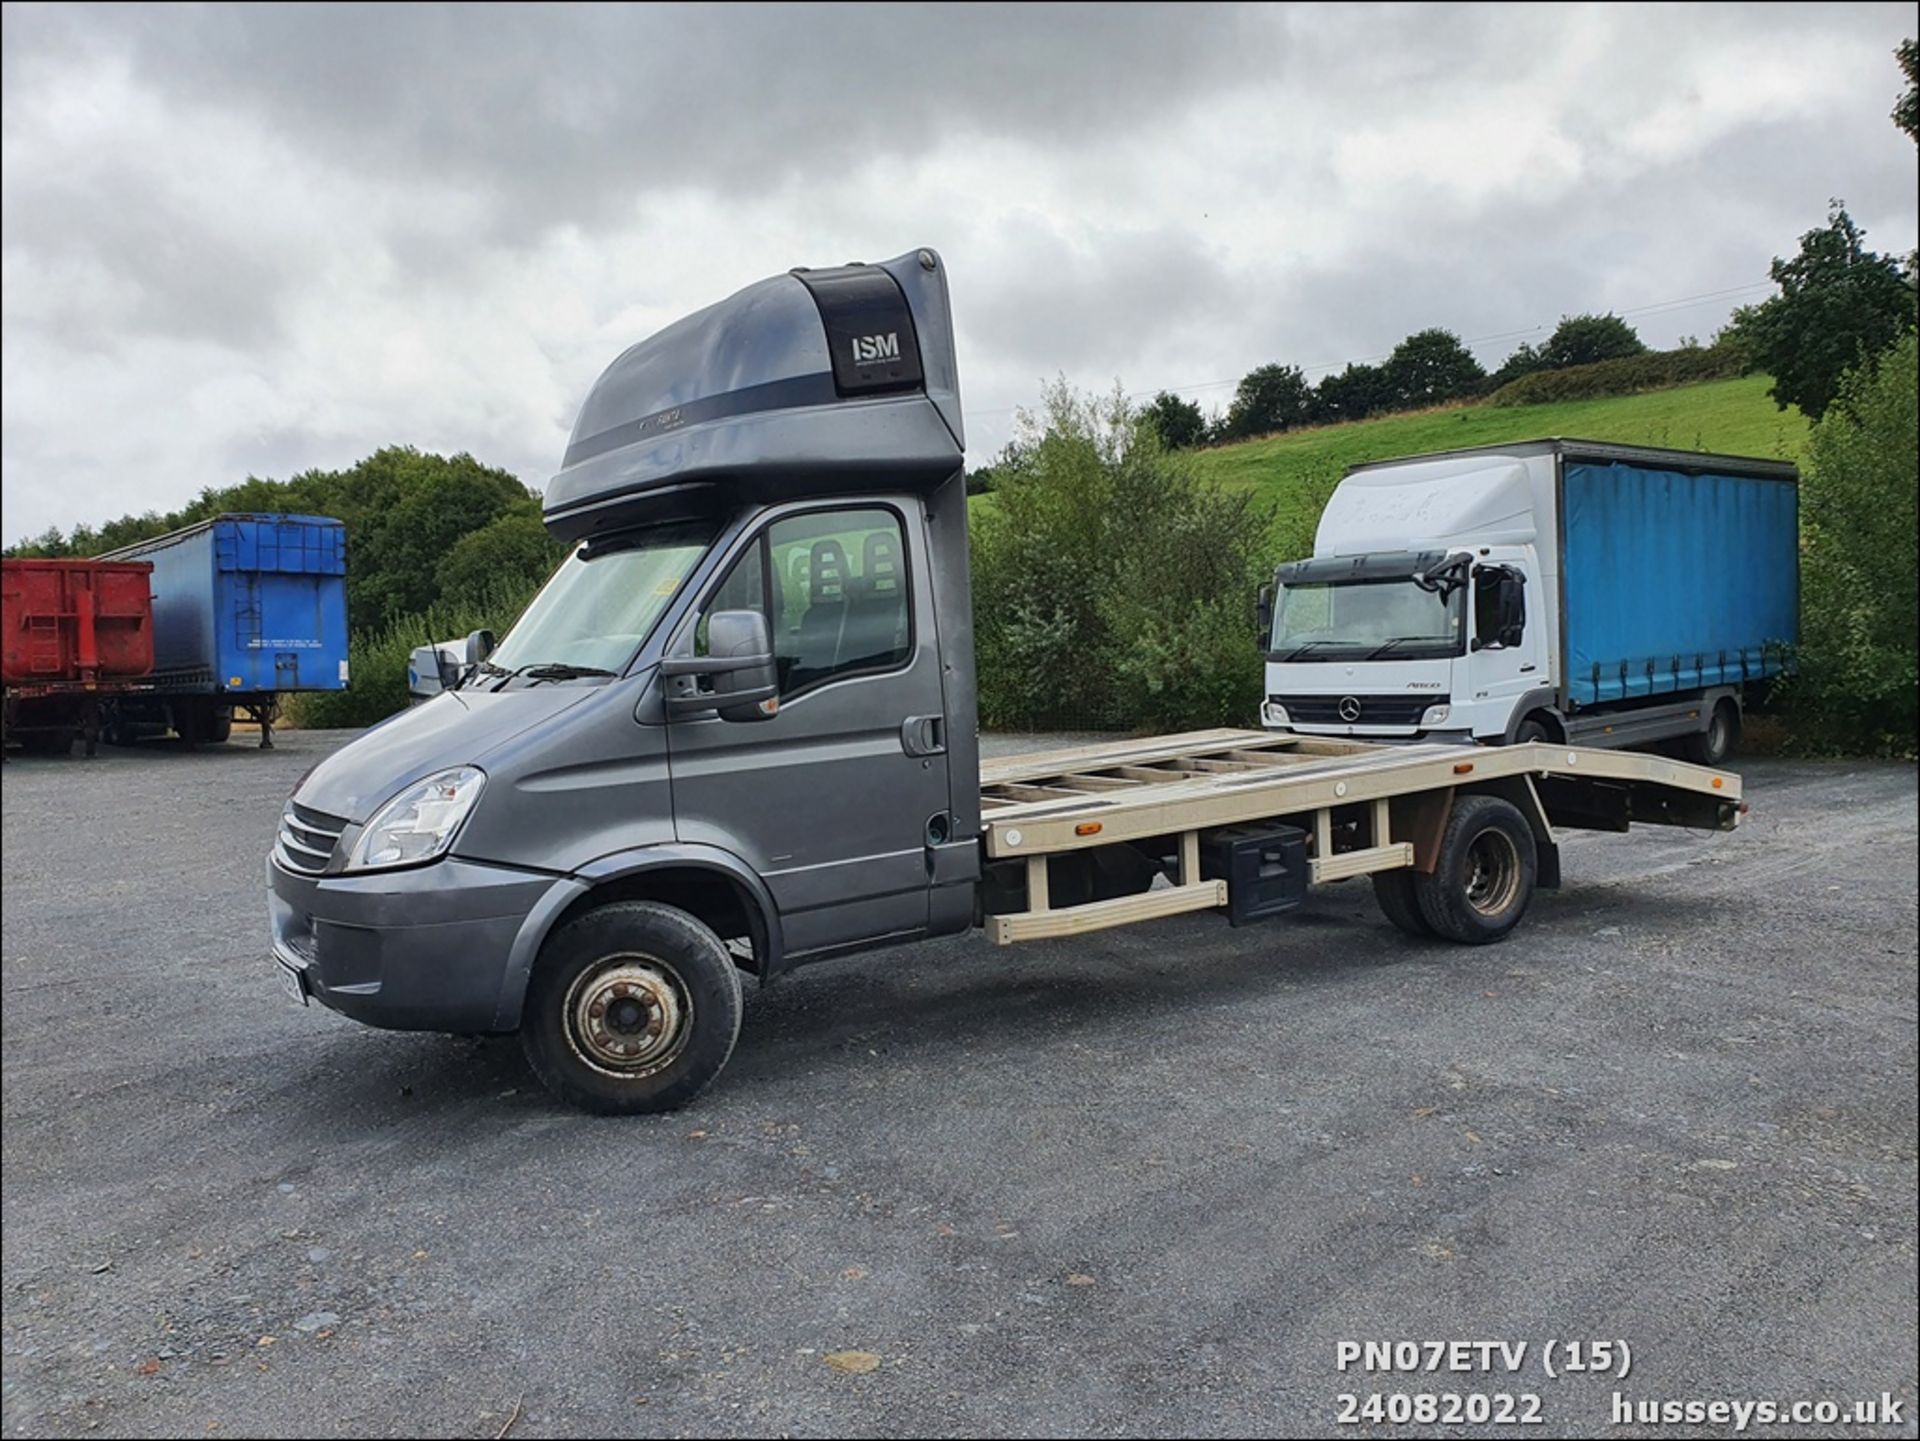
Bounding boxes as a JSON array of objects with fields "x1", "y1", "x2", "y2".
[
  {"x1": 285, "y1": 577, "x2": 543, "y2": 730},
  {"x1": 1489, "y1": 345, "x2": 1746, "y2": 407},
  {"x1": 972, "y1": 382, "x2": 1271, "y2": 733}
]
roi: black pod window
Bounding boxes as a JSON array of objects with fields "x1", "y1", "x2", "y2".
[{"x1": 791, "y1": 266, "x2": 925, "y2": 397}]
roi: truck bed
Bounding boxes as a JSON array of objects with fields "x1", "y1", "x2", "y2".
[{"x1": 976, "y1": 729, "x2": 1741, "y2": 943}]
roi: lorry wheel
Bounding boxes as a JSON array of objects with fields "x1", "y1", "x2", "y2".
[
  {"x1": 1414, "y1": 795, "x2": 1537, "y2": 944},
  {"x1": 1372, "y1": 870, "x2": 1437, "y2": 938},
  {"x1": 520, "y1": 901, "x2": 743, "y2": 1115},
  {"x1": 19, "y1": 729, "x2": 77, "y2": 756},
  {"x1": 1513, "y1": 717, "x2": 1552, "y2": 744},
  {"x1": 202, "y1": 703, "x2": 234, "y2": 744},
  {"x1": 1682, "y1": 700, "x2": 1738, "y2": 766}
]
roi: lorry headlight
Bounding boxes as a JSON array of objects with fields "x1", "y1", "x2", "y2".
[
  {"x1": 1263, "y1": 700, "x2": 1290, "y2": 726},
  {"x1": 1421, "y1": 704, "x2": 1452, "y2": 726},
  {"x1": 348, "y1": 766, "x2": 486, "y2": 871}
]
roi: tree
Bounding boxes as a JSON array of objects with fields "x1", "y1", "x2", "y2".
[
  {"x1": 1383, "y1": 328, "x2": 1484, "y2": 409},
  {"x1": 435, "y1": 511, "x2": 563, "y2": 608},
  {"x1": 1896, "y1": 38, "x2": 1917, "y2": 142},
  {"x1": 1138, "y1": 390, "x2": 1207, "y2": 449},
  {"x1": 1487, "y1": 341, "x2": 1548, "y2": 391},
  {"x1": 1539, "y1": 313, "x2": 1647, "y2": 369},
  {"x1": 1311, "y1": 362, "x2": 1391, "y2": 424},
  {"x1": 1790, "y1": 331, "x2": 1917, "y2": 752},
  {"x1": 1727, "y1": 202, "x2": 1917, "y2": 419},
  {"x1": 1223, "y1": 363, "x2": 1313, "y2": 439},
  {"x1": 971, "y1": 380, "x2": 1270, "y2": 731}
]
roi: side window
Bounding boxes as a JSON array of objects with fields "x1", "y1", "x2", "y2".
[
  {"x1": 1474, "y1": 566, "x2": 1524, "y2": 648},
  {"x1": 766, "y1": 508, "x2": 911, "y2": 694},
  {"x1": 1474, "y1": 573, "x2": 1503, "y2": 646},
  {"x1": 695, "y1": 536, "x2": 767, "y2": 656}
]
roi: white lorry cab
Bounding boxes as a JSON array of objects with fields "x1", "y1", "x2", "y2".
[{"x1": 1259, "y1": 441, "x2": 1799, "y2": 763}]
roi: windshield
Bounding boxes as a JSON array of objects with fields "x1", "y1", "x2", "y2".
[
  {"x1": 1270, "y1": 577, "x2": 1464, "y2": 660},
  {"x1": 486, "y1": 522, "x2": 717, "y2": 676}
]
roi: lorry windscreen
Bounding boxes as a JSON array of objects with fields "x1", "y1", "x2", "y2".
[
  {"x1": 486, "y1": 521, "x2": 717, "y2": 678},
  {"x1": 1270, "y1": 578, "x2": 1464, "y2": 661}
]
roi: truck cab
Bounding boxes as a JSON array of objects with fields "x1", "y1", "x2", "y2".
[{"x1": 269, "y1": 248, "x2": 982, "y2": 1112}]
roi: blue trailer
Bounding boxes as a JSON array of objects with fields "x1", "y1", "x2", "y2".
[
  {"x1": 101, "y1": 514, "x2": 348, "y2": 747},
  {"x1": 1263, "y1": 439, "x2": 1799, "y2": 762}
]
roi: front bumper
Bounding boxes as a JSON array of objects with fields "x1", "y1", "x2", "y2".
[{"x1": 267, "y1": 854, "x2": 554, "y2": 1032}]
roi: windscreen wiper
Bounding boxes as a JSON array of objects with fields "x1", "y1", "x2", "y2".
[
  {"x1": 1362, "y1": 636, "x2": 1446, "y2": 660},
  {"x1": 1277, "y1": 639, "x2": 1351, "y2": 661},
  {"x1": 511, "y1": 662, "x2": 619, "y2": 683}
]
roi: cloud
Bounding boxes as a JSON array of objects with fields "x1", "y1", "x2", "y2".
[{"x1": 4, "y1": 1, "x2": 1916, "y2": 543}]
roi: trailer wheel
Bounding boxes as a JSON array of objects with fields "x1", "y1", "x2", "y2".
[
  {"x1": 18, "y1": 728, "x2": 77, "y2": 757},
  {"x1": 1371, "y1": 870, "x2": 1437, "y2": 937},
  {"x1": 202, "y1": 703, "x2": 234, "y2": 744},
  {"x1": 1682, "y1": 700, "x2": 1738, "y2": 766},
  {"x1": 519, "y1": 901, "x2": 743, "y2": 1115},
  {"x1": 1414, "y1": 795, "x2": 1537, "y2": 944}
]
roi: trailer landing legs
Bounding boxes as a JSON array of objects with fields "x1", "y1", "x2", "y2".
[{"x1": 243, "y1": 699, "x2": 279, "y2": 749}]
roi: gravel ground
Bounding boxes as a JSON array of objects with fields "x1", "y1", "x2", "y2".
[{"x1": 2, "y1": 730, "x2": 1915, "y2": 1439}]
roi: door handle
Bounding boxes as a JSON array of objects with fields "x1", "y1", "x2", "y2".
[
  {"x1": 1519, "y1": 664, "x2": 1537, "y2": 673},
  {"x1": 900, "y1": 714, "x2": 945, "y2": 757}
]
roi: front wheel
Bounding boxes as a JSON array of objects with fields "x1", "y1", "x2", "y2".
[
  {"x1": 1414, "y1": 795, "x2": 1538, "y2": 944},
  {"x1": 520, "y1": 901, "x2": 743, "y2": 1115}
]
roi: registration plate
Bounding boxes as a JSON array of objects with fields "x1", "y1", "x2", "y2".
[{"x1": 276, "y1": 959, "x2": 309, "y2": 1008}]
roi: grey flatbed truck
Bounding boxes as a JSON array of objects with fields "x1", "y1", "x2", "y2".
[{"x1": 268, "y1": 248, "x2": 1747, "y2": 1114}]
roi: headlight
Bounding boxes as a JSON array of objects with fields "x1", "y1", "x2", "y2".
[
  {"x1": 1262, "y1": 700, "x2": 1290, "y2": 726},
  {"x1": 348, "y1": 766, "x2": 486, "y2": 871},
  {"x1": 1421, "y1": 703, "x2": 1452, "y2": 726}
]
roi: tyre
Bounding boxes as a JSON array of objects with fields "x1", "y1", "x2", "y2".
[
  {"x1": 1413, "y1": 795, "x2": 1537, "y2": 944},
  {"x1": 1372, "y1": 869, "x2": 1437, "y2": 937},
  {"x1": 203, "y1": 703, "x2": 234, "y2": 744},
  {"x1": 18, "y1": 728, "x2": 76, "y2": 757},
  {"x1": 520, "y1": 901, "x2": 744, "y2": 1115},
  {"x1": 1682, "y1": 700, "x2": 1738, "y2": 766},
  {"x1": 1513, "y1": 716, "x2": 1552, "y2": 745}
]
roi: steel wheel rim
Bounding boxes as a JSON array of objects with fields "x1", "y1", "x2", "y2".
[
  {"x1": 1463, "y1": 830, "x2": 1522, "y2": 916},
  {"x1": 563, "y1": 955, "x2": 693, "y2": 1078}
]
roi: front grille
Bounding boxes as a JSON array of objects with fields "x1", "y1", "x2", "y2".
[
  {"x1": 278, "y1": 800, "x2": 346, "y2": 874},
  {"x1": 1275, "y1": 694, "x2": 1444, "y2": 727}
]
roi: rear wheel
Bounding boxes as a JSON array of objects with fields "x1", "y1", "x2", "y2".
[
  {"x1": 18, "y1": 728, "x2": 76, "y2": 757},
  {"x1": 1414, "y1": 795, "x2": 1537, "y2": 944},
  {"x1": 1682, "y1": 699, "x2": 1738, "y2": 766},
  {"x1": 1372, "y1": 870, "x2": 1437, "y2": 937},
  {"x1": 520, "y1": 901, "x2": 743, "y2": 1115}
]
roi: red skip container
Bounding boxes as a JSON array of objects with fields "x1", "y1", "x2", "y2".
[{"x1": 1, "y1": 558, "x2": 157, "y2": 686}]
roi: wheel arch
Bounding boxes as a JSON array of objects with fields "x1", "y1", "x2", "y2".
[
  {"x1": 1501, "y1": 688, "x2": 1566, "y2": 744},
  {"x1": 492, "y1": 844, "x2": 786, "y2": 1030}
]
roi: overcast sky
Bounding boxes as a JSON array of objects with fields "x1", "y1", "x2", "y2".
[{"x1": 3, "y1": 2, "x2": 1915, "y2": 544}]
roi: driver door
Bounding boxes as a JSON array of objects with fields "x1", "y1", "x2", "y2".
[
  {"x1": 664, "y1": 500, "x2": 950, "y2": 959},
  {"x1": 1467, "y1": 562, "x2": 1545, "y2": 719}
]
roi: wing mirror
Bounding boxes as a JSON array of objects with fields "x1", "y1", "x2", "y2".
[
  {"x1": 660, "y1": 609, "x2": 779, "y2": 722},
  {"x1": 1256, "y1": 582, "x2": 1275, "y2": 643}
]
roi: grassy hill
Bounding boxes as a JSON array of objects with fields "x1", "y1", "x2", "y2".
[{"x1": 1184, "y1": 374, "x2": 1807, "y2": 550}]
